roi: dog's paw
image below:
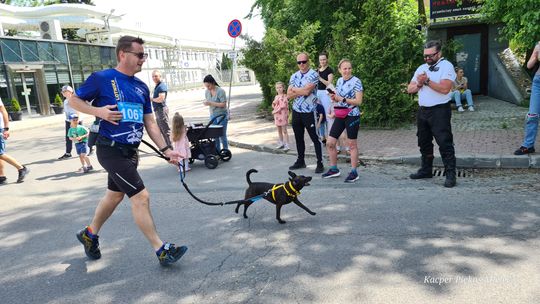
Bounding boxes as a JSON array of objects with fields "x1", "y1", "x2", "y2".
[
  {"x1": 243, "y1": 215, "x2": 248, "y2": 219},
  {"x1": 310, "y1": 212, "x2": 317, "y2": 216},
  {"x1": 278, "y1": 220, "x2": 287, "y2": 224}
]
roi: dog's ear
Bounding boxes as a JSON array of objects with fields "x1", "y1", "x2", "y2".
[{"x1": 288, "y1": 171, "x2": 297, "y2": 178}]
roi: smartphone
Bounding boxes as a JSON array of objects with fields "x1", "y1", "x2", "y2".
[{"x1": 326, "y1": 88, "x2": 335, "y2": 94}]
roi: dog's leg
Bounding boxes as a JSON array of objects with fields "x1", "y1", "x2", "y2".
[
  {"x1": 276, "y1": 204, "x2": 286, "y2": 224},
  {"x1": 235, "y1": 201, "x2": 242, "y2": 214},
  {"x1": 293, "y1": 198, "x2": 317, "y2": 216},
  {"x1": 243, "y1": 201, "x2": 253, "y2": 219}
]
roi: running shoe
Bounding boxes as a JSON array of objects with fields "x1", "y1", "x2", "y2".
[
  {"x1": 157, "y1": 243, "x2": 188, "y2": 266},
  {"x1": 76, "y1": 227, "x2": 101, "y2": 259}
]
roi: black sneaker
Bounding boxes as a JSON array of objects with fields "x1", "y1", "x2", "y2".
[
  {"x1": 315, "y1": 162, "x2": 324, "y2": 173},
  {"x1": 289, "y1": 161, "x2": 306, "y2": 170},
  {"x1": 16, "y1": 166, "x2": 29, "y2": 183},
  {"x1": 58, "y1": 153, "x2": 71, "y2": 160},
  {"x1": 157, "y1": 243, "x2": 188, "y2": 266},
  {"x1": 514, "y1": 146, "x2": 535, "y2": 155},
  {"x1": 87, "y1": 165, "x2": 94, "y2": 171},
  {"x1": 76, "y1": 227, "x2": 101, "y2": 260},
  {"x1": 0, "y1": 176, "x2": 6, "y2": 185}
]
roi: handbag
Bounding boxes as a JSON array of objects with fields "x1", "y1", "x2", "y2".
[{"x1": 334, "y1": 106, "x2": 352, "y2": 119}]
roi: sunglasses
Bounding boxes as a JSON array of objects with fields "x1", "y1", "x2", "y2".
[
  {"x1": 423, "y1": 51, "x2": 439, "y2": 59},
  {"x1": 124, "y1": 50, "x2": 148, "y2": 60},
  {"x1": 297, "y1": 60, "x2": 308, "y2": 65}
]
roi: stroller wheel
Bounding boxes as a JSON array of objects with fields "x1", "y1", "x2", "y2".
[
  {"x1": 204, "y1": 155, "x2": 219, "y2": 169},
  {"x1": 188, "y1": 158, "x2": 195, "y2": 164},
  {"x1": 219, "y1": 149, "x2": 232, "y2": 161}
]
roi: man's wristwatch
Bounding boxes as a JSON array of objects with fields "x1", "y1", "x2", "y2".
[
  {"x1": 3, "y1": 127, "x2": 9, "y2": 131},
  {"x1": 424, "y1": 79, "x2": 431, "y2": 86},
  {"x1": 159, "y1": 145, "x2": 172, "y2": 152}
]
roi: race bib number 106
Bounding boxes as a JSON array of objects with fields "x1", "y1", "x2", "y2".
[{"x1": 117, "y1": 102, "x2": 143, "y2": 123}]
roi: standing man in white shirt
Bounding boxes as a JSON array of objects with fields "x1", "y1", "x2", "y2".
[{"x1": 407, "y1": 40, "x2": 457, "y2": 188}]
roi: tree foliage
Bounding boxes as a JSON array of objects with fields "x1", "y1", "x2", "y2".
[
  {"x1": 243, "y1": 0, "x2": 423, "y2": 127},
  {"x1": 479, "y1": 0, "x2": 540, "y2": 53}
]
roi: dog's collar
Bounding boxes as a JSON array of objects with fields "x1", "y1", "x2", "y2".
[{"x1": 270, "y1": 182, "x2": 300, "y2": 201}]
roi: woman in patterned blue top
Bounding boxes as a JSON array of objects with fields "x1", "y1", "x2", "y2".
[{"x1": 322, "y1": 59, "x2": 363, "y2": 183}]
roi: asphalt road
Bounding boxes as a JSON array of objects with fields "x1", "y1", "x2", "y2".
[{"x1": 1, "y1": 94, "x2": 539, "y2": 303}]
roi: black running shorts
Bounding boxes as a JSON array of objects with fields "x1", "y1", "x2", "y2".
[
  {"x1": 96, "y1": 145, "x2": 145, "y2": 198},
  {"x1": 329, "y1": 115, "x2": 361, "y2": 139}
]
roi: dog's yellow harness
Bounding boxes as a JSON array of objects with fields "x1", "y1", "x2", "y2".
[{"x1": 270, "y1": 181, "x2": 300, "y2": 201}]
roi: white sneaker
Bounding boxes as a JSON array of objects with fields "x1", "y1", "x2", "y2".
[
  {"x1": 283, "y1": 145, "x2": 290, "y2": 151},
  {"x1": 276, "y1": 144, "x2": 284, "y2": 149},
  {"x1": 468, "y1": 106, "x2": 475, "y2": 112},
  {"x1": 458, "y1": 106, "x2": 464, "y2": 112}
]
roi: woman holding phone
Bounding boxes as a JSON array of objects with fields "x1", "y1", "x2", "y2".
[{"x1": 322, "y1": 59, "x2": 363, "y2": 183}]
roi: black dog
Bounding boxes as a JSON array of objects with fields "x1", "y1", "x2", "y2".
[{"x1": 235, "y1": 169, "x2": 316, "y2": 224}]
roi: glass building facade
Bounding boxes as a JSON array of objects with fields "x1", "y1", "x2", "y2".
[{"x1": 0, "y1": 36, "x2": 116, "y2": 115}]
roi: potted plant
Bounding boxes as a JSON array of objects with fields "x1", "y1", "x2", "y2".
[
  {"x1": 7, "y1": 98, "x2": 22, "y2": 121},
  {"x1": 51, "y1": 93, "x2": 64, "y2": 114}
]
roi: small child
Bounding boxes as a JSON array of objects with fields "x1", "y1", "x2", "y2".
[
  {"x1": 271, "y1": 81, "x2": 290, "y2": 151},
  {"x1": 171, "y1": 112, "x2": 191, "y2": 173},
  {"x1": 67, "y1": 114, "x2": 93, "y2": 173},
  {"x1": 315, "y1": 100, "x2": 327, "y2": 144}
]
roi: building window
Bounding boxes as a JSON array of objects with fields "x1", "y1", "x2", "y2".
[{"x1": 1, "y1": 39, "x2": 23, "y2": 62}]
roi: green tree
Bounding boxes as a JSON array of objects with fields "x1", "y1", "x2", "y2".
[
  {"x1": 479, "y1": 0, "x2": 540, "y2": 53},
  {"x1": 352, "y1": 0, "x2": 423, "y2": 127},
  {"x1": 244, "y1": 0, "x2": 423, "y2": 126},
  {"x1": 242, "y1": 22, "x2": 320, "y2": 109}
]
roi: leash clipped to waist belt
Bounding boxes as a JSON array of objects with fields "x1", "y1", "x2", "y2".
[{"x1": 140, "y1": 140, "x2": 266, "y2": 206}]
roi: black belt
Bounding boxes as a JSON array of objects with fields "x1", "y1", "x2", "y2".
[
  {"x1": 96, "y1": 135, "x2": 139, "y2": 150},
  {"x1": 419, "y1": 102, "x2": 450, "y2": 110}
]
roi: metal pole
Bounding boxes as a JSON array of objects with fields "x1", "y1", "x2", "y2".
[{"x1": 227, "y1": 38, "x2": 236, "y2": 112}]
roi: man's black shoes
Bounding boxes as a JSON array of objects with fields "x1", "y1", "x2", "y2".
[{"x1": 289, "y1": 161, "x2": 306, "y2": 170}]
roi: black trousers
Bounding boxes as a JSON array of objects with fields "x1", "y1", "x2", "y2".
[
  {"x1": 291, "y1": 110, "x2": 323, "y2": 163},
  {"x1": 416, "y1": 102, "x2": 455, "y2": 161},
  {"x1": 64, "y1": 120, "x2": 73, "y2": 154}
]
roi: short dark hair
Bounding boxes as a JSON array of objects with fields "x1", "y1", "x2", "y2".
[
  {"x1": 116, "y1": 35, "x2": 145, "y2": 61},
  {"x1": 424, "y1": 40, "x2": 442, "y2": 51},
  {"x1": 203, "y1": 74, "x2": 220, "y2": 86}
]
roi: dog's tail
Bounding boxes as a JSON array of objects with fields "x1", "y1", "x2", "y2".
[{"x1": 246, "y1": 169, "x2": 258, "y2": 185}]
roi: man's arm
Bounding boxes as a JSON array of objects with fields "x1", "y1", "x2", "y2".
[
  {"x1": 0, "y1": 104, "x2": 10, "y2": 139},
  {"x1": 143, "y1": 113, "x2": 178, "y2": 163},
  {"x1": 152, "y1": 92, "x2": 167, "y2": 103},
  {"x1": 292, "y1": 83, "x2": 317, "y2": 97},
  {"x1": 69, "y1": 95, "x2": 123, "y2": 125},
  {"x1": 287, "y1": 85, "x2": 297, "y2": 100},
  {"x1": 425, "y1": 79, "x2": 453, "y2": 95}
]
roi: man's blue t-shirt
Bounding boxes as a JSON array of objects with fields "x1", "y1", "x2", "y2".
[
  {"x1": 152, "y1": 81, "x2": 167, "y2": 109},
  {"x1": 76, "y1": 69, "x2": 152, "y2": 145},
  {"x1": 289, "y1": 69, "x2": 319, "y2": 113}
]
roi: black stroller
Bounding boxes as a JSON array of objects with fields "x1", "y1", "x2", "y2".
[{"x1": 187, "y1": 114, "x2": 232, "y2": 169}]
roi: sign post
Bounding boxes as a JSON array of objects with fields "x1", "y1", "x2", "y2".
[{"x1": 226, "y1": 19, "x2": 242, "y2": 114}]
